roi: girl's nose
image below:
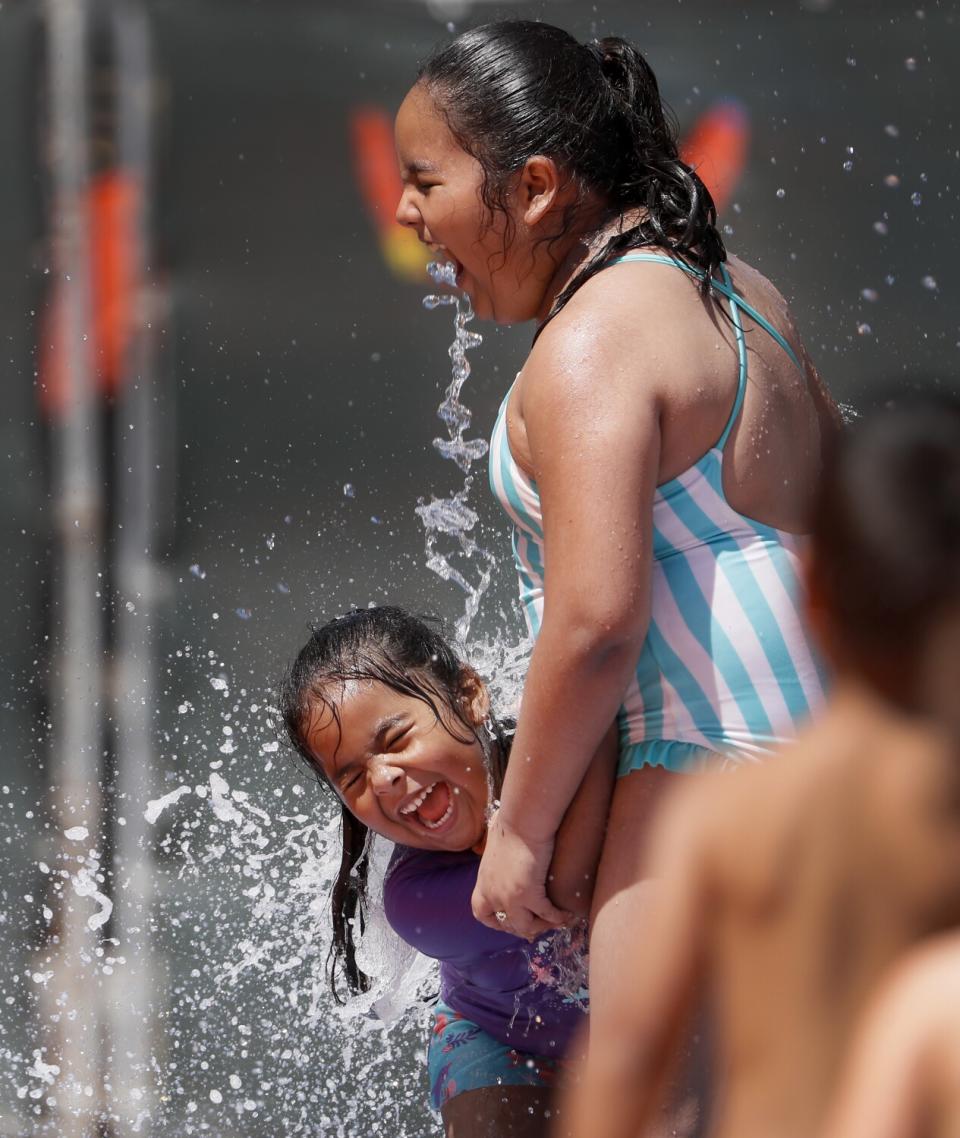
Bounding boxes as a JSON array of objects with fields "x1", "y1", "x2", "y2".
[
  {"x1": 369, "y1": 758, "x2": 404, "y2": 796},
  {"x1": 395, "y1": 185, "x2": 419, "y2": 229}
]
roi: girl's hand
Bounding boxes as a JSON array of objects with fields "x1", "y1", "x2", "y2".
[{"x1": 471, "y1": 810, "x2": 571, "y2": 939}]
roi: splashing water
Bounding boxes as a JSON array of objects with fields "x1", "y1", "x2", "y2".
[
  {"x1": 415, "y1": 262, "x2": 497, "y2": 641},
  {"x1": 5, "y1": 648, "x2": 446, "y2": 1137},
  {"x1": 2, "y1": 271, "x2": 573, "y2": 1137}
]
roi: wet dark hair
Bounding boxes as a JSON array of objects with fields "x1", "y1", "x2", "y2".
[
  {"x1": 279, "y1": 606, "x2": 508, "y2": 1002},
  {"x1": 418, "y1": 20, "x2": 725, "y2": 327},
  {"x1": 811, "y1": 389, "x2": 960, "y2": 705}
]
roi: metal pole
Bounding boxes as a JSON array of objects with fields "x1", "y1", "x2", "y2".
[
  {"x1": 106, "y1": 3, "x2": 164, "y2": 1133},
  {"x1": 44, "y1": 0, "x2": 106, "y2": 1134}
]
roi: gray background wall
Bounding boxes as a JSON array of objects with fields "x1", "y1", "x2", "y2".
[{"x1": 0, "y1": 1, "x2": 958, "y2": 1134}]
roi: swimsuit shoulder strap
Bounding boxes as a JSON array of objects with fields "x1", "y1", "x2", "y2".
[
  {"x1": 608, "y1": 252, "x2": 804, "y2": 450},
  {"x1": 714, "y1": 263, "x2": 749, "y2": 450},
  {"x1": 609, "y1": 252, "x2": 803, "y2": 371}
]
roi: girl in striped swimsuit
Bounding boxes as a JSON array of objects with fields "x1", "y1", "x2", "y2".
[{"x1": 395, "y1": 18, "x2": 839, "y2": 1076}]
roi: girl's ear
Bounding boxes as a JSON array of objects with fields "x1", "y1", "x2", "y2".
[
  {"x1": 517, "y1": 154, "x2": 563, "y2": 227},
  {"x1": 457, "y1": 667, "x2": 491, "y2": 726}
]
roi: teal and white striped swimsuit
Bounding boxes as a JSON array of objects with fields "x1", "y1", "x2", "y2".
[{"x1": 489, "y1": 252, "x2": 827, "y2": 775}]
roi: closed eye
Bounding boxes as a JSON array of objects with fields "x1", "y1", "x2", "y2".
[
  {"x1": 413, "y1": 175, "x2": 441, "y2": 193},
  {"x1": 386, "y1": 725, "x2": 412, "y2": 751}
]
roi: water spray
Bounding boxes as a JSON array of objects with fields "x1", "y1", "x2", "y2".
[{"x1": 416, "y1": 261, "x2": 497, "y2": 642}]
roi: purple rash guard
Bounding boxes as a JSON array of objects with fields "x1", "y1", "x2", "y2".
[{"x1": 382, "y1": 844, "x2": 586, "y2": 1058}]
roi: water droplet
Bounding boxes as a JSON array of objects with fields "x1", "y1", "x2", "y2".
[
  {"x1": 843, "y1": 160, "x2": 854, "y2": 173},
  {"x1": 884, "y1": 124, "x2": 899, "y2": 138},
  {"x1": 905, "y1": 56, "x2": 918, "y2": 70},
  {"x1": 189, "y1": 563, "x2": 206, "y2": 579},
  {"x1": 343, "y1": 483, "x2": 355, "y2": 498},
  {"x1": 423, "y1": 294, "x2": 457, "y2": 310},
  {"x1": 911, "y1": 192, "x2": 922, "y2": 206},
  {"x1": 856, "y1": 322, "x2": 872, "y2": 336},
  {"x1": 775, "y1": 188, "x2": 786, "y2": 199},
  {"x1": 873, "y1": 220, "x2": 889, "y2": 235},
  {"x1": 427, "y1": 260, "x2": 458, "y2": 287},
  {"x1": 860, "y1": 288, "x2": 879, "y2": 302},
  {"x1": 235, "y1": 608, "x2": 252, "y2": 620},
  {"x1": 921, "y1": 275, "x2": 938, "y2": 291},
  {"x1": 884, "y1": 174, "x2": 901, "y2": 188}
]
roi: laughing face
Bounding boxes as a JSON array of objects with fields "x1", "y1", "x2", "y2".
[
  {"x1": 303, "y1": 676, "x2": 491, "y2": 852},
  {"x1": 394, "y1": 83, "x2": 536, "y2": 323}
]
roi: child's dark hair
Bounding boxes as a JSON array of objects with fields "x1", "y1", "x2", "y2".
[
  {"x1": 811, "y1": 389, "x2": 960, "y2": 706},
  {"x1": 279, "y1": 606, "x2": 507, "y2": 1002},
  {"x1": 418, "y1": 20, "x2": 725, "y2": 327}
]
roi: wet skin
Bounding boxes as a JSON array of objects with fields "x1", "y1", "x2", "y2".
[{"x1": 304, "y1": 679, "x2": 491, "y2": 853}]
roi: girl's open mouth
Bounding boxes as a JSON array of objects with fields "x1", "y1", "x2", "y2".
[{"x1": 400, "y1": 780, "x2": 455, "y2": 832}]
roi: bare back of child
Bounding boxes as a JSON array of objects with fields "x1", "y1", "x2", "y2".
[
  {"x1": 562, "y1": 391, "x2": 960, "y2": 1138},
  {"x1": 657, "y1": 700, "x2": 960, "y2": 1138}
]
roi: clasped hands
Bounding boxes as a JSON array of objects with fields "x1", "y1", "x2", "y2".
[{"x1": 471, "y1": 809, "x2": 572, "y2": 940}]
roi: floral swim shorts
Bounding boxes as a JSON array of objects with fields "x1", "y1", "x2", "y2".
[{"x1": 426, "y1": 1000, "x2": 564, "y2": 1112}]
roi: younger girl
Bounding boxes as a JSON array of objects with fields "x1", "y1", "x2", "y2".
[{"x1": 280, "y1": 606, "x2": 611, "y2": 1138}]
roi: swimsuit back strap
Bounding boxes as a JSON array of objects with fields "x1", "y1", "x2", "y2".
[
  {"x1": 609, "y1": 253, "x2": 803, "y2": 372},
  {"x1": 713, "y1": 278, "x2": 804, "y2": 373},
  {"x1": 715, "y1": 262, "x2": 749, "y2": 451},
  {"x1": 609, "y1": 252, "x2": 805, "y2": 450}
]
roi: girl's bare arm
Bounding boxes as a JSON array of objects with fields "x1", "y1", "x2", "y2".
[{"x1": 472, "y1": 297, "x2": 664, "y2": 936}]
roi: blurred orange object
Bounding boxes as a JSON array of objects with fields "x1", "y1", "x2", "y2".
[
  {"x1": 680, "y1": 99, "x2": 750, "y2": 215},
  {"x1": 38, "y1": 170, "x2": 143, "y2": 419},
  {"x1": 351, "y1": 106, "x2": 429, "y2": 283}
]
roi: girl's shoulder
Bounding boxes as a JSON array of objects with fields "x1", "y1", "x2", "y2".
[
  {"x1": 519, "y1": 248, "x2": 729, "y2": 419},
  {"x1": 529, "y1": 247, "x2": 731, "y2": 372},
  {"x1": 386, "y1": 842, "x2": 477, "y2": 881}
]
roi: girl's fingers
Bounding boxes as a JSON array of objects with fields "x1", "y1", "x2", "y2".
[{"x1": 509, "y1": 903, "x2": 573, "y2": 941}]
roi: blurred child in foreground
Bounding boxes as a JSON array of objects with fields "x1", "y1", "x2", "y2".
[
  {"x1": 821, "y1": 923, "x2": 960, "y2": 1138},
  {"x1": 562, "y1": 390, "x2": 960, "y2": 1138}
]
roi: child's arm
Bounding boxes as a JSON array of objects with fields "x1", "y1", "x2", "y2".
[
  {"x1": 561, "y1": 777, "x2": 710, "y2": 1138},
  {"x1": 547, "y1": 724, "x2": 618, "y2": 919},
  {"x1": 472, "y1": 309, "x2": 662, "y2": 938}
]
